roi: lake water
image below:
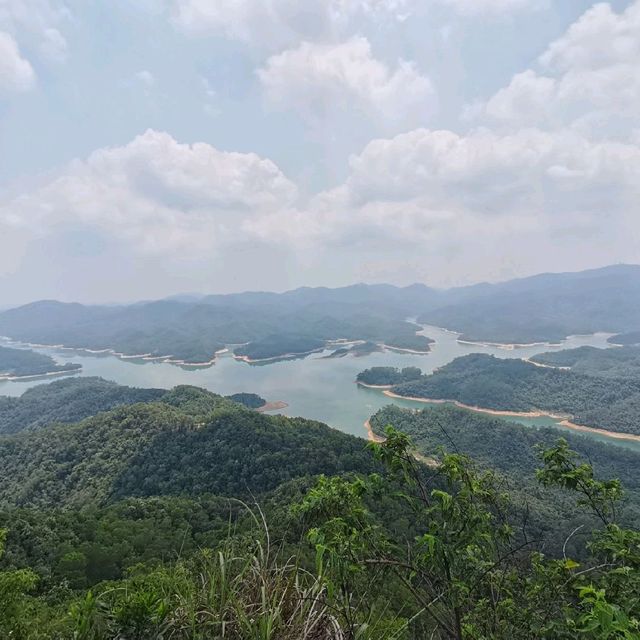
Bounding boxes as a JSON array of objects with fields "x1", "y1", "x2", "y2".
[{"x1": 2, "y1": 325, "x2": 637, "y2": 451}]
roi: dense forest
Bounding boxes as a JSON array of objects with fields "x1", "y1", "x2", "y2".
[
  {"x1": 226, "y1": 392, "x2": 266, "y2": 408},
  {"x1": 357, "y1": 366, "x2": 422, "y2": 385},
  {"x1": 234, "y1": 334, "x2": 326, "y2": 361},
  {"x1": 4, "y1": 265, "x2": 640, "y2": 364},
  {"x1": 386, "y1": 353, "x2": 640, "y2": 435},
  {"x1": 0, "y1": 377, "x2": 165, "y2": 435},
  {"x1": 0, "y1": 345, "x2": 80, "y2": 379},
  {"x1": 0, "y1": 386, "x2": 377, "y2": 509},
  {"x1": 0, "y1": 378, "x2": 639, "y2": 637}
]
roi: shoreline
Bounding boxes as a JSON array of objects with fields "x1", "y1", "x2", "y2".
[
  {"x1": 0, "y1": 337, "x2": 222, "y2": 368},
  {"x1": 356, "y1": 381, "x2": 394, "y2": 390},
  {"x1": 363, "y1": 419, "x2": 385, "y2": 443},
  {"x1": 364, "y1": 419, "x2": 438, "y2": 467},
  {"x1": 524, "y1": 357, "x2": 571, "y2": 371},
  {"x1": 457, "y1": 338, "x2": 563, "y2": 350},
  {"x1": 381, "y1": 344, "x2": 432, "y2": 355},
  {"x1": 0, "y1": 366, "x2": 82, "y2": 382},
  {"x1": 233, "y1": 348, "x2": 324, "y2": 364},
  {"x1": 381, "y1": 390, "x2": 640, "y2": 443},
  {"x1": 429, "y1": 324, "x2": 613, "y2": 351},
  {"x1": 256, "y1": 400, "x2": 289, "y2": 413}
]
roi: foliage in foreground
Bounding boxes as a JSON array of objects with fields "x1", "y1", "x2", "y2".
[{"x1": 1, "y1": 432, "x2": 639, "y2": 639}]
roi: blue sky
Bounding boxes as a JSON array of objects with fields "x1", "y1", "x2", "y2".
[{"x1": 0, "y1": 0, "x2": 638, "y2": 303}]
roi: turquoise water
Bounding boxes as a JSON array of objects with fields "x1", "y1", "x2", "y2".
[{"x1": 2, "y1": 325, "x2": 637, "y2": 451}]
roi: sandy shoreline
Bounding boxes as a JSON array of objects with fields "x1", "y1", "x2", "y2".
[
  {"x1": 1, "y1": 337, "x2": 222, "y2": 368},
  {"x1": 381, "y1": 344, "x2": 432, "y2": 355},
  {"x1": 256, "y1": 400, "x2": 289, "y2": 413},
  {"x1": 457, "y1": 338, "x2": 563, "y2": 350},
  {"x1": 356, "y1": 381, "x2": 394, "y2": 390},
  {"x1": 363, "y1": 419, "x2": 385, "y2": 443},
  {"x1": 524, "y1": 358, "x2": 571, "y2": 371},
  {"x1": 364, "y1": 419, "x2": 438, "y2": 467},
  {"x1": 0, "y1": 366, "x2": 82, "y2": 382},
  {"x1": 381, "y1": 390, "x2": 640, "y2": 443},
  {"x1": 233, "y1": 348, "x2": 324, "y2": 364}
]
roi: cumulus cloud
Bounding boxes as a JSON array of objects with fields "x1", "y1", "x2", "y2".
[
  {"x1": 257, "y1": 37, "x2": 435, "y2": 129},
  {"x1": 473, "y1": 0, "x2": 640, "y2": 137},
  {"x1": 0, "y1": 130, "x2": 298, "y2": 255},
  {"x1": 171, "y1": 0, "x2": 413, "y2": 49},
  {"x1": 0, "y1": 30, "x2": 35, "y2": 93},
  {"x1": 171, "y1": 0, "x2": 540, "y2": 46},
  {"x1": 0, "y1": 0, "x2": 70, "y2": 63},
  {"x1": 250, "y1": 126, "x2": 640, "y2": 249},
  {"x1": 437, "y1": 0, "x2": 542, "y2": 16}
]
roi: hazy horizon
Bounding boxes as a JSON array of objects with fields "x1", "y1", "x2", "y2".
[
  {"x1": 0, "y1": 261, "x2": 636, "y2": 308},
  {"x1": 1, "y1": 1, "x2": 639, "y2": 304}
]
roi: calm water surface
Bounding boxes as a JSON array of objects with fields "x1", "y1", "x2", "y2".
[{"x1": 3, "y1": 325, "x2": 636, "y2": 451}]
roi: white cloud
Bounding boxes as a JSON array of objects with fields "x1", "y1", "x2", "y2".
[
  {"x1": 437, "y1": 0, "x2": 541, "y2": 16},
  {"x1": 473, "y1": 1, "x2": 640, "y2": 137},
  {"x1": 0, "y1": 0, "x2": 70, "y2": 63},
  {"x1": 171, "y1": 0, "x2": 412, "y2": 49},
  {"x1": 257, "y1": 37, "x2": 435, "y2": 129},
  {"x1": 0, "y1": 130, "x2": 298, "y2": 255},
  {"x1": 244, "y1": 123, "x2": 640, "y2": 275},
  {"x1": 0, "y1": 30, "x2": 35, "y2": 93}
]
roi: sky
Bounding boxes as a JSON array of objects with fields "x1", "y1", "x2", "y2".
[{"x1": 0, "y1": 0, "x2": 639, "y2": 304}]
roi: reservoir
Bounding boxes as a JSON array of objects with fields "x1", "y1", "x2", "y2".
[{"x1": 2, "y1": 325, "x2": 634, "y2": 450}]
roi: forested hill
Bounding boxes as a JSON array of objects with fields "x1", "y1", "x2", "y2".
[
  {"x1": 385, "y1": 354, "x2": 640, "y2": 435},
  {"x1": 2, "y1": 381, "x2": 640, "y2": 636},
  {"x1": 418, "y1": 264, "x2": 640, "y2": 343},
  {"x1": 3, "y1": 264, "x2": 640, "y2": 362},
  {"x1": 0, "y1": 377, "x2": 270, "y2": 435},
  {"x1": 0, "y1": 385, "x2": 378, "y2": 508},
  {"x1": 0, "y1": 377, "x2": 166, "y2": 434}
]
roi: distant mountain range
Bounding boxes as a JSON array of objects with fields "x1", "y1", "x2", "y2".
[{"x1": 1, "y1": 264, "x2": 639, "y2": 363}]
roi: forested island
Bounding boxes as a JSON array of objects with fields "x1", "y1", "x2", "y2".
[
  {"x1": 1, "y1": 377, "x2": 639, "y2": 637},
  {"x1": 0, "y1": 345, "x2": 81, "y2": 380},
  {"x1": 233, "y1": 334, "x2": 326, "y2": 362},
  {"x1": 377, "y1": 353, "x2": 640, "y2": 435},
  {"x1": 357, "y1": 366, "x2": 422, "y2": 386}
]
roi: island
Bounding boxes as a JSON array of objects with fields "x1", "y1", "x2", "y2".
[
  {"x1": 356, "y1": 366, "x2": 422, "y2": 387},
  {"x1": 0, "y1": 345, "x2": 81, "y2": 380},
  {"x1": 233, "y1": 335, "x2": 326, "y2": 363}
]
